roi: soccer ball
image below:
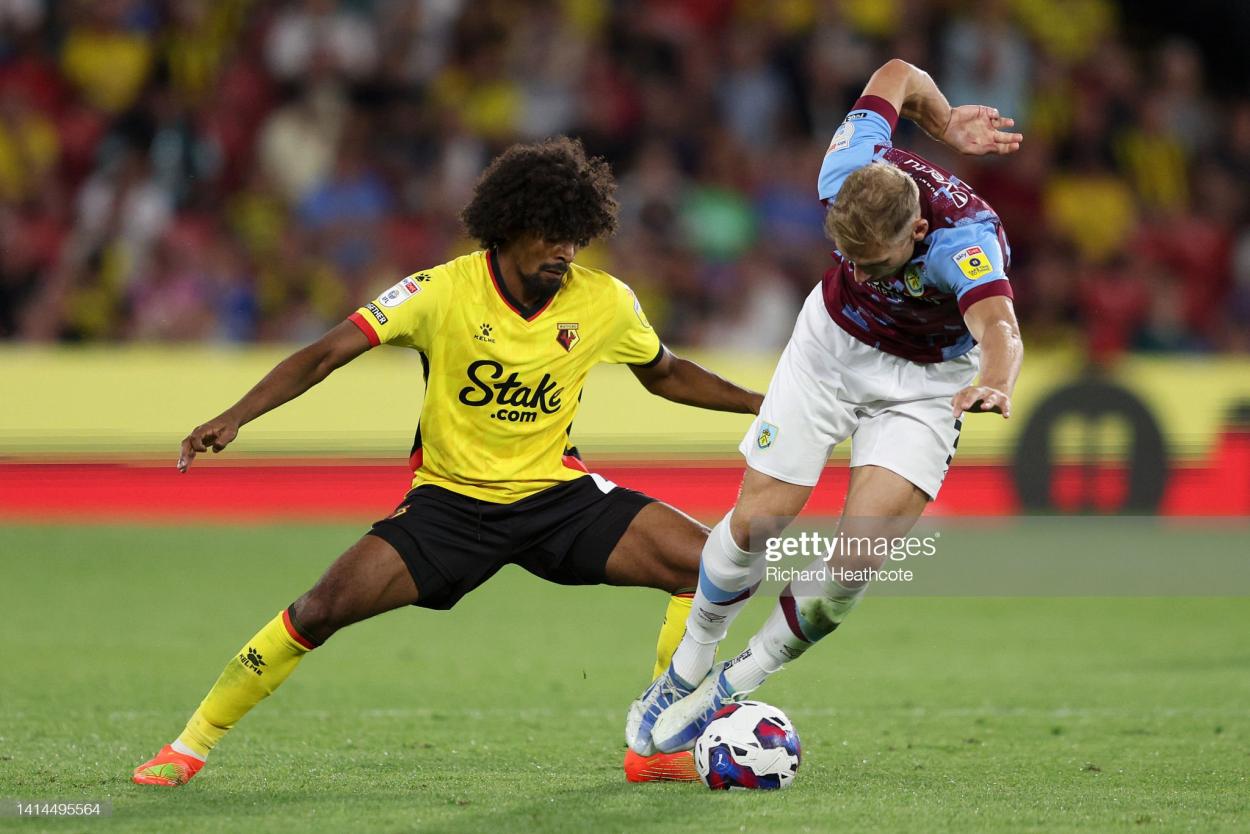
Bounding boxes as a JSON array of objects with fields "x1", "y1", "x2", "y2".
[{"x1": 693, "y1": 700, "x2": 801, "y2": 790}]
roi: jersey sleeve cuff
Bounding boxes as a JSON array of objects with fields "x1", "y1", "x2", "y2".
[
  {"x1": 852, "y1": 95, "x2": 899, "y2": 132},
  {"x1": 957, "y1": 279, "x2": 1013, "y2": 315},
  {"x1": 631, "y1": 343, "x2": 665, "y2": 369},
  {"x1": 348, "y1": 311, "x2": 381, "y2": 346}
]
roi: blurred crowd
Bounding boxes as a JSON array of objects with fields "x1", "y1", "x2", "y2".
[{"x1": 0, "y1": 0, "x2": 1247, "y2": 355}]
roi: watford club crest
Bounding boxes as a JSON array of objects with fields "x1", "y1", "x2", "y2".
[{"x1": 556, "y1": 322, "x2": 580, "y2": 352}]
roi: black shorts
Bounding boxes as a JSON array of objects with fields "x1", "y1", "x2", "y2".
[{"x1": 366, "y1": 475, "x2": 656, "y2": 610}]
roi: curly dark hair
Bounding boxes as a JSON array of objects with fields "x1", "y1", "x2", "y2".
[{"x1": 460, "y1": 137, "x2": 619, "y2": 250}]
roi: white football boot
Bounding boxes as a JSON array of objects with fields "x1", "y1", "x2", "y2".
[
  {"x1": 651, "y1": 661, "x2": 748, "y2": 753},
  {"x1": 625, "y1": 663, "x2": 700, "y2": 756}
]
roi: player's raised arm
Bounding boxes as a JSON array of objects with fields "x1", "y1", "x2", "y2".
[
  {"x1": 862, "y1": 58, "x2": 1022, "y2": 156},
  {"x1": 629, "y1": 347, "x2": 763, "y2": 415},
  {"x1": 953, "y1": 296, "x2": 1023, "y2": 419},
  {"x1": 177, "y1": 321, "x2": 372, "y2": 472}
]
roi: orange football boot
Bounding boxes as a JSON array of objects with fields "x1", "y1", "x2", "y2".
[
  {"x1": 623, "y1": 748, "x2": 700, "y2": 782},
  {"x1": 132, "y1": 744, "x2": 205, "y2": 786}
]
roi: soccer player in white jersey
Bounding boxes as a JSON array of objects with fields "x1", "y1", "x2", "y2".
[{"x1": 628, "y1": 59, "x2": 1025, "y2": 755}]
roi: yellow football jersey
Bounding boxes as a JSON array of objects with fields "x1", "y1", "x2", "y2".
[{"x1": 349, "y1": 250, "x2": 661, "y2": 503}]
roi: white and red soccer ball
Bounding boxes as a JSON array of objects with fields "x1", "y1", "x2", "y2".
[{"x1": 693, "y1": 700, "x2": 801, "y2": 790}]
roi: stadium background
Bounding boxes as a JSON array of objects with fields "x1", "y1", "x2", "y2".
[
  {"x1": 2, "y1": 0, "x2": 1250, "y2": 516},
  {"x1": 1, "y1": 2, "x2": 1249, "y2": 832}
]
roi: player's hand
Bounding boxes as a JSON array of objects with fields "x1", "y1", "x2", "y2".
[
  {"x1": 178, "y1": 415, "x2": 240, "y2": 472},
  {"x1": 952, "y1": 386, "x2": 1011, "y2": 419},
  {"x1": 940, "y1": 105, "x2": 1022, "y2": 156}
]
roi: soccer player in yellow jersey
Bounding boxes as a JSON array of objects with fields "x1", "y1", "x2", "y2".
[{"x1": 132, "y1": 138, "x2": 763, "y2": 787}]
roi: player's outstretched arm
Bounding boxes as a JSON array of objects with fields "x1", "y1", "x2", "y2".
[
  {"x1": 629, "y1": 348, "x2": 763, "y2": 415},
  {"x1": 953, "y1": 296, "x2": 1023, "y2": 419},
  {"x1": 861, "y1": 58, "x2": 1022, "y2": 156},
  {"x1": 177, "y1": 321, "x2": 373, "y2": 471}
]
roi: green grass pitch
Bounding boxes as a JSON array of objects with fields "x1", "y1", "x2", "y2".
[{"x1": 1, "y1": 524, "x2": 1247, "y2": 833}]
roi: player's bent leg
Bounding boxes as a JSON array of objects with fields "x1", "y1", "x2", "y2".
[
  {"x1": 596, "y1": 503, "x2": 702, "y2": 781},
  {"x1": 627, "y1": 470, "x2": 812, "y2": 756},
  {"x1": 728, "y1": 465, "x2": 817, "y2": 546},
  {"x1": 602, "y1": 501, "x2": 706, "y2": 591},
  {"x1": 601, "y1": 501, "x2": 705, "y2": 770},
  {"x1": 290, "y1": 533, "x2": 421, "y2": 644},
  {"x1": 636, "y1": 589, "x2": 697, "y2": 774},
  {"x1": 841, "y1": 463, "x2": 932, "y2": 521},
  {"x1": 738, "y1": 464, "x2": 928, "y2": 684},
  {"x1": 669, "y1": 468, "x2": 811, "y2": 692},
  {"x1": 650, "y1": 592, "x2": 693, "y2": 680},
  {"x1": 133, "y1": 535, "x2": 417, "y2": 787},
  {"x1": 598, "y1": 499, "x2": 702, "y2": 686},
  {"x1": 651, "y1": 465, "x2": 927, "y2": 753}
]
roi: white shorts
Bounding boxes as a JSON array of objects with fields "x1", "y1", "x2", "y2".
[{"x1": 740, "y1": 285, "x2": 979, "y2": 500}]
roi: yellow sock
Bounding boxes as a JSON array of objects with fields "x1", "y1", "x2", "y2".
[
  {"x1": 176, "y1": 608, "x2": 317, "y2": 757},
  {"x1": 651, "y1": 593, "x2": 694, "y2": 681}
]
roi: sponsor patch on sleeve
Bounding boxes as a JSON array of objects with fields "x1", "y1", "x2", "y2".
[
  {"x1": 827, "y1": 121, "x2": 855, "y2": 154},
  {"x1": 365, "y1": 302, "x2": 388, "y2": 325},
  {"x1": 632, "y1": 292, "x2": 652, "y2": 329},
  {"x1": 952, "y1": 246, "x2": 993, "y2": 281},
  {"x1": 379, "y1": 276, "x2": 423, "y2": 307}
]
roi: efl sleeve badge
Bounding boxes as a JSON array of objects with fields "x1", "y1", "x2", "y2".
[
  {"x1": 379, "y1": 274, "x2": 426, "y2": 306},
  {"x1": 952, "y1": 246, "x2": 993, "y2": 281}
]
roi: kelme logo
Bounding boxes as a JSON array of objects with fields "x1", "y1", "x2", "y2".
[{"x1": 239, "y1": 647, "x2": 267, "y2": 676}]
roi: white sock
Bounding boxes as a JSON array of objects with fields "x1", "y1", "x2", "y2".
[
  {"x1": 722, "y1": 635, "x2": 783, "y2": 694},
  {"x1": 669, "y1": 639, "x2": 716, "y2": 688},
  {"x1": 670, "y1": 513, "x2": 763, "y2": 685},
  {"x1": 730, "y1": 572, "x2": 868, "y2": 691},
  {"x1": 171, "y1": 738, "x2": 207, "y2": 762}
]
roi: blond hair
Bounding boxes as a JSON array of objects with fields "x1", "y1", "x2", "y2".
[{"x1": 825, "y1": 162, "x2": 920, "y2": 258}]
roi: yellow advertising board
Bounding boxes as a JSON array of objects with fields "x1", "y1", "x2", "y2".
[{"x1": 2, "y1": 346, "x2": 1248, "y2": 461}]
